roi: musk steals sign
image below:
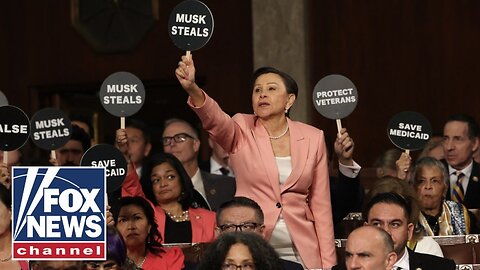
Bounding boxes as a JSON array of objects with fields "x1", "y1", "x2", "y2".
[{"x1": 12, "y1": 167, "x2": 106, "y2": 260}]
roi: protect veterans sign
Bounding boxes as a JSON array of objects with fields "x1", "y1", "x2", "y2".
[
  {"x1": 387, "y1": 111, "x2": 432, "y2": 151},
  {"x1": 168, "y1": 0, "x2": 214, "y2": 51},
  {"x1": 312, "y1": 74, "x2": 358, "y2": 120},
  {"x1": 12, "y1": 167, "x2": 106, "y2": 260}
]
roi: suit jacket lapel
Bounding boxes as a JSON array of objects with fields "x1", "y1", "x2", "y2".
[
  {"x1": 252, "y1": 119, "x2": 282, "y2": 201},
  {"x1": 465, "y1": 161, "x2": 480, "y2": 207},
  {"x1": 281, "y1": 119, "x2": 308, "y2": 193}
]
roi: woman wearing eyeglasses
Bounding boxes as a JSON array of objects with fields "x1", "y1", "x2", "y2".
[
  {"x1": 115, "y1": 143, "x2": 216, "y2": 244},
  {"x1": 198, "y1": 232, "x2": 283, "y2": 270},
  {"x1": 175, "y1": 56, "x2": 336, "y2": 269}
]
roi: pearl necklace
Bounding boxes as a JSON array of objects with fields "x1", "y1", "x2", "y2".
[
  {"x1": 166, "y1": 210, "x2": 189, "y2": 222},
  {"x1": 269, "y1": 125, "x2": 289, "y2": 140}
]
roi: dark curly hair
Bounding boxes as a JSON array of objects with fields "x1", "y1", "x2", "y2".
[
  {"x1": 198, "y1": 232, "x2": 284, "y2": 270},
  {"x1": 140, "y1": 152, "x2": 198, "y2": 210},
  {"x1": 116, "y1": 196, "x2": 165, "y2": 255}
]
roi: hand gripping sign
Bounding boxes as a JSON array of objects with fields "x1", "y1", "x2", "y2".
[
  {"x1": 99, "y1": 71, "x2": 146, "y2": 129},
  {"x1": 30, "y1": 107, "x2": 72, "y2": 161},
  {"x1": 312, "y1": 74, "x2": 359, "y2": 134},
  {"x1": 80, "y1": 144, "x2": 127, "y2": 194},
  {"x1": 387, "y1": 111, "x2": 432, "y2": 155},
  {"x1": 168, "y1": 0, "x2": 214, "y2": 58},
  {"x1": 0, "y1": 105, "x2": 30, "y2": 164}
]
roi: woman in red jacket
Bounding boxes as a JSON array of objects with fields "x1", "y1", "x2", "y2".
[{"x1": 116, "y1": 196, "x2": 184, "y2": 270}]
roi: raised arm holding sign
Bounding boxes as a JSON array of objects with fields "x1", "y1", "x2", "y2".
[{"x1": 387, "y1": 111, "x2": 432, "y2": 179}]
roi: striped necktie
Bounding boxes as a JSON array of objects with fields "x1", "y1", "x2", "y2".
[{"x1": 452, "y1": 172, "x2": 465, "y2": 203}]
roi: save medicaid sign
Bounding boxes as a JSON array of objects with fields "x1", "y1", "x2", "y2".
[{"x1": 12, "y1": 167, "x2": 106, "y2": 260}]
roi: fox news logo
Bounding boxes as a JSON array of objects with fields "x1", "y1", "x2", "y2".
[{"x1": 12, "y1": 167, "x2": 106, "y2": 260}]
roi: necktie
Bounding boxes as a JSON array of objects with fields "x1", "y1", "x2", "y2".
[
  {"x1": 452, "y1": 172, "x2": 465, "y2": 203},
  {"x1": 219, "y1": 167, "x2": 230, "y2": 176}
]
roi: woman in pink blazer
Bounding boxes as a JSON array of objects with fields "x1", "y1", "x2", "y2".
[{"x1": 175, "y1": 56, "x2": 336, "y2": 269}]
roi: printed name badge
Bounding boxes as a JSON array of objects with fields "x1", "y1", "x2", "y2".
[
  {"x1": 312, "y1": 74, "x2": 359, "y2": 119},
  {"x1": 0, "y1": 90, "x2": 8, "y2": 106},
  {"x1": 30, "y1": 108, "x2": 72, "y2": 150},
  {"x1": 81, "y1": 144, "x2": 127, "y2": 193},
  {"x1": 168, "y1": 0, "x2": 214, "y2": 51},
  {"x1": 12, "y1": 167, "x2": 106, "y2": 260},
  {"x1": 0, "y1": 105, "x2": 30, "y2": 151},
  {"x1": 99, "y1": 71, "x2": 146, "y2": 117},
  {"x1": 387, "y1": 111, "x2": 432, "y2": 151}
]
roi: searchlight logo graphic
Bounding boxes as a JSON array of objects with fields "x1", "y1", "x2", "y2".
[{"x1": 12, "y1": 167, "x2": 106, "y2": 260}]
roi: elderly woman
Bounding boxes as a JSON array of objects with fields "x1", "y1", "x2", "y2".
[
  {"x1": 116, "y1": 196, "x2": 184, "y2": 270},
  {"x1": 411, "y1": 157, "x2": 473, "y2": 235},
  {"x1": 116, "y1": 148, "x2": 216, "y2": 243},
  {"x1": 198, "y1": 232, "x2": 284, "y2": 270},
  {"x1": 175, "y1": 56, "x2": 336, "y2": 268}
]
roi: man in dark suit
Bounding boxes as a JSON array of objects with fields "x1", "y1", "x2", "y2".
[
  {"x1": 442, "y1": 114, "x2": 480, "y2": 209},
  {"x1": 334, "y1": 192, "x2": 456, "y2": 270},
  {"x1": 199, "y1": 135, "x2": 235, "y2": 177},
  {"x1": 344, "y1": 226, "x2": 397, "y2": 270},
  {"x1": 215, "y1": 197, "x2": 303, "y2": 270},
  {"x1": 163, "y1": 118, "x2": 235, "y2": 211}
]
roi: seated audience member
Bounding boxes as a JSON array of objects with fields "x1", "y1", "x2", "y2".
[
  {"x1": 215, "y1": 197, "x2": 303, "y2": 270},
  {"x1": 70, "y1": 113, "x2": 96, "y2": 146},
  {"x1": 200, "y1": 135, "x2": 234, "y2": 177},
  {"x1": 118, "y1": 149, "x2": 216, "y2": 243},
  {"x1": 116, "y1": 196, "x2": 184, "y2": 270},
  {"x1": 162, "y1": 118, "x2": 236, "y2": 211},
  {"x1": 364, "y1": 192, "x2": 455, "y2": 270},
  {"x1": 53, "y1": 124, "x2": 91, "y2": 166},
  {"x1": 0, "y1": 184, "x2": 28, "y2": 270},
  {"x1": 366, "y1": 176, "x2": 443, "y2": 257},
  {"x1": 411, "y1": 157, "x2": 478, "y2": 235},
  {"x1": 337, "y1": 226, "x2": 397, "y2": 270},
  {"x1": 116, "y1": 119, "x2": 152, "y2": 179},
  {"x1": 418, "y1": 136, "x2": 445, "y2": 160},
  {"x1": 31, "y1": 261, "x2": 82, "y2": 270},
  {"x1": 0, "y1": 149, "x2": 23, "y2": 189},
  {"x1": 442, "y1": 113, "x2": 480, "y2": 209},
  {"x1": 84, "y1": 227, "x2": 136, "y2": 270},
  {"x1": 198, "y1": 232, "x2": 284, "y2": 270}
]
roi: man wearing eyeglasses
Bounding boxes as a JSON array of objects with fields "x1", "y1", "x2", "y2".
[
  {"x1": 162, "y1": 118, "x2": 236, "y2": 211},
  {"x1": 215, "y1": 197, "x2": 303, "y2": 270}
]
